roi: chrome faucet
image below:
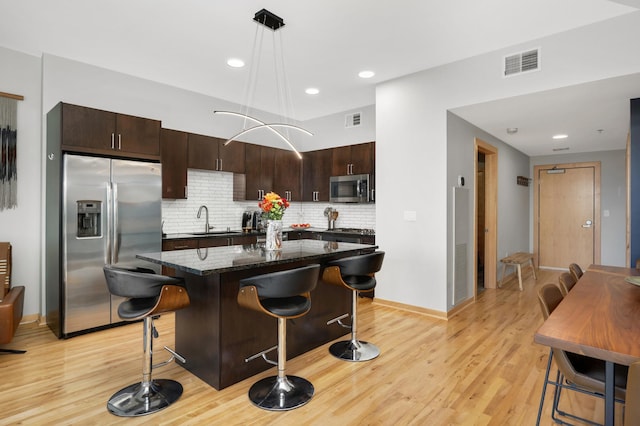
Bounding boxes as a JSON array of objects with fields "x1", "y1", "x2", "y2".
[{"x1": 197, "y1": 205, "x2": 214, "y2": 233}]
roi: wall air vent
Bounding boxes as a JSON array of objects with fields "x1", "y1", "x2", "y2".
[
  {"x1": 345, "y1": 112, "x2": 361, "y2": 128},
  {"x1": 504, "y1": 48, "x2": 539, "y2": 77}
]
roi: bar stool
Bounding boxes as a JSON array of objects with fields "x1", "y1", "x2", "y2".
[
  {"x1": 323, "y1": 251, "x2": 385, "y2": 362},
  {"x1": 103, "y1": 265, "x2": 190, "y2": 417},
  {"x1": 237, "y1": 264, "x2": 320, "y2": 411}
]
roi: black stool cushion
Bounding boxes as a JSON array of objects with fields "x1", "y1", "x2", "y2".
[
  {"x1": 327, "y1": 251, "x2": 385, "y2": 291},
  {"x1": 239, "y1": 264, "x2": 320, "y2": 318},
  {"x1": 342, "y1": 275, "x2": 377, "y2": 291},
  {"x1": 260, "y1": 295, "x2": 312, "y2": 317},
  {"x1": 103, "y1": 265, "x2": 185, "y2": 320}
]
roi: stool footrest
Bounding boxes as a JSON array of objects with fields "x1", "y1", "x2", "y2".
[
  {"x1": 245, "y1": 345, "x2": 278, "y2": 365},
  {"x1": 326, "y1": 313, "x2": 350, "y2": 328}
]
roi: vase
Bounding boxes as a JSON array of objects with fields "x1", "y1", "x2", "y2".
[{"x1": 265, "y1": 219, "x2": 283, "y2": 251}]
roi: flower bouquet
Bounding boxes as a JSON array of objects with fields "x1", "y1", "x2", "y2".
[
  {"x1": 259, "y1": 192, "x2": 289, "y2": 250},
  {"x1": 259, "y1": 192, "x2": 290, "y2": 220}
]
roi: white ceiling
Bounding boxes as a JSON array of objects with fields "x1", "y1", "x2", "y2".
[{"x1": 1, "y1": 0, "x2": 639, "y2": 156}]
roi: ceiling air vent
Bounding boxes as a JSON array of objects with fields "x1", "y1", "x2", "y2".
[
  {"x1": 345, "y1": 112, "x2": 361, "y2": 128},
  {"x1": 504, "y1": 48, "x2": 539, "y2": 77}
]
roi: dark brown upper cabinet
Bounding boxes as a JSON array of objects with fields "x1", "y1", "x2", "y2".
[
  {"x1": 59, "y1": 103, "x2": 160, "y2": 160},
  {"x1": 331, "y1": 142, "x2": 375, "y2": 176},
  {"x1": 187, "y1": 133, "x2": 245, "y2": 173},
  {"x1": 273, "y1": 149, "x2": 302, "y2": 202},
  {"x1": 160, "y1": 128, "x2": 188, "y2": 199},
  {"x1": 244, "y1": 143, "x2": 276, "y2": 201},
  {"x1": 302, "y1": 148, "x2": 332, "y2": 202}
]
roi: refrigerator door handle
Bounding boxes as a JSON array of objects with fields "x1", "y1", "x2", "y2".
[
  {"x1": 106, "y1": 182, "x2": 113, "y2": 265},
  {"x1": 113, "y1": 182, "x2": 120, "y2": 264}
]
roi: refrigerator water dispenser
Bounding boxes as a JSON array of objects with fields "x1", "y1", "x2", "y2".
[{"x1": 77, "y1": 200, "x2": 102, "y2": 238}]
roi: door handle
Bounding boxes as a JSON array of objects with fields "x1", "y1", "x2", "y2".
[{"x1": 582, "y1": 220, "x2": 593, "y2": 228}]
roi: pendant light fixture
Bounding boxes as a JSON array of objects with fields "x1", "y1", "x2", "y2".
[{"x1": 214, "y1": 9, "x2": 311, "y2": 159}]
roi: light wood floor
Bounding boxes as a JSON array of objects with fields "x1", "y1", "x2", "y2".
[{"x1": 0, "y1": 269, "x2": 622, "y2": 425}]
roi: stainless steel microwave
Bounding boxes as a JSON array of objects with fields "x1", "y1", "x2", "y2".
[{"x1": 329, "y1": 174, "x2": 370, "y2": 203}]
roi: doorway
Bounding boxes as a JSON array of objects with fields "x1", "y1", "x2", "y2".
[
  {"x1": 475, "y1": 139, "x2": 498, "y2": 295},
  {"x1": 534, "y1": 162, "x2": 601, "y2": 269}
]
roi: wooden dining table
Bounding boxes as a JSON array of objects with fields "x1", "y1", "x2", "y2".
[{"x1": 534, "y1": 265, "x2": 640, "y2": 426}]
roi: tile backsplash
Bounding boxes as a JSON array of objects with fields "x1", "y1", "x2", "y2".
[{"x1": 162, "y1": 169, "x2": 376, "y2": 234}]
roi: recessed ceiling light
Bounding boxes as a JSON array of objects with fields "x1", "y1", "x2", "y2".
[
  {"x1": 305, "y1": 88, "x2": 319, "y2": 95},
  {"x1": 226, "y1": 58, "x2": 245, "y2": 68},
  {"x1": 552, "y1": 134, "x2": 568, "y2": 140},
  {"x1": 358, "y1": 70, "x2": 375, "y2": 79},
  {"x1": 506, "y1": 127, "x2": 518, "y2": 134}
]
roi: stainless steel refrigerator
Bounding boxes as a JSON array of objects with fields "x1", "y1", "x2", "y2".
[{"x1": 50, "y1": 154, "x2": 161, "y2": 337}]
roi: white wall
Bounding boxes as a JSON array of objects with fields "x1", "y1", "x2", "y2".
[
  {"x1": 0, "y1": 46, "x2": 42, "y2": 318},
  {"x1": 376, "y1": 11, "x2": 640, "y2": 312},
  {"x1": 447, "y1": 112, "x2": 530, "y2": 308}
]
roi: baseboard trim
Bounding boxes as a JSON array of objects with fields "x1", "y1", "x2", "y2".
[{"x1": 373, "y1": 298, "x2": 447, "y2": 320}]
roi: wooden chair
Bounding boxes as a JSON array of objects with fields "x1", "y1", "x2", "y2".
[
  {"x1": 625, "y1": 360, "x2": 640, "y2": 426},
  {"x1": 0, "y1": 242, "x2": 25, "y2": 354},
  {"x1": 557, "y1": 272, "x2": 577, "y2": 296},
  {"x1": 569, "y1": 263, "x2": 584, "y2": 282},
  {"x1": 536, "y1": 283, "x2": 627, "y2": 426},
  {"x1": 103, "y1": 265, "x2": 190, "y2": 417}
]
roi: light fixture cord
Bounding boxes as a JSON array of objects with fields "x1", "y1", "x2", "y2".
[{"x1": 242, "y1": 23, "x2": 264, "y2": 131}]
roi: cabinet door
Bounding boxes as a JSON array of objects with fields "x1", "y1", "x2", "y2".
[
  {"x1": 331, "y1": 145, "x2": 351, "y2": 176},
  {"x1": 61, "y1": 103, "x2": 115, "y2": 151},
  {"x1": 302, "y1": 149, "x2": 332, "y2": 201},
  {"x1": 217, "y1": 139, "x2": 245, "y2": 173},
  {"x1": 350, "y1": 142, "x2": 375, "y2": 175},
  {"x1": 273, "y1": 149, "x2": 302, "y2": 202},
  {"x1": 115, "y1": 114, "x2": 161, "y2": 157},
  {"x1": 160, "y1": 129, "x2": 188, "y2": 199},
  {"x1": 188, "y1": 133, "x2": 218, "y2": 170},
  {"x1": 198, "y1": 237, "x2": 230, "y2": 248},
  {"x1": 245, "y1": 143, "x2": 263, "y2": 201},
  {"x1": 245, "y1": 144, "x2": 275, "y2": 200}
]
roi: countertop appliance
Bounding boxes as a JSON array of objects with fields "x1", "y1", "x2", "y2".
[
  {"x1": 46, "y1": 153, "x2": 162, "y2": 337},
  {"x1": 329, "y1": 174, "x2": 370, "y2": 203}
]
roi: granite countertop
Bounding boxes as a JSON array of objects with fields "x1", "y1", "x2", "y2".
[
  {"x1": 162, "y1": 227, "x2": 369, "y2": 240},
  {"x1": 138, "y1": 239, "x2": 376, "y2": 275}
]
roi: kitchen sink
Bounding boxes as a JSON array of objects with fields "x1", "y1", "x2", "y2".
[{"x1": 189, "y1": 231, "x2": 242, "y2": 236}]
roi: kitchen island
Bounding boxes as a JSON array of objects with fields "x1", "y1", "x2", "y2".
[{"x1": 137, "y1": 239, "x2": 376, "y2": 390}]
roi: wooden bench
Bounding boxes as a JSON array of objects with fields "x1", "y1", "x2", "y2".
[{"x1": 499, "y1": 252, "x2": 537, "y2": 291}]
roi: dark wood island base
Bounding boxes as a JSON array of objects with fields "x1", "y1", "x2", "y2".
[{"x1": 138, "y1": 240, "x2": 376, "y2": 390}]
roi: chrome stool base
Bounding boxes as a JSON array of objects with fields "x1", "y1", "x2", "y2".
[
  {"x1": 248, "y1": 375, "x2": 314, "y2": 411},
  {"x1": 107, "y1": 379, "x2": 183, "y2": 417},
  {"x1": 329, "y1": 339, "x2": 380, "y2": 362}
]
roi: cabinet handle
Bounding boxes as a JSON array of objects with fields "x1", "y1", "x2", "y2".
[
  {"x1": 118, "y1": 134, "x2": 122, "y2": 150},
  {"x1": 174, "y1": 245, "x2": 190, "y2": 249},
  {"x1": 111, "y1": 133, "x2": 115, "y2": 150},
  {"x1": 184, "y1": 186, "x2": 188, "y2": 198},
  {"x1": 371, "y1": 188, "x2": 375, "y2": 202},
  {"x1": 219, "y1": 158, "x2": 222, "y2": 171}
]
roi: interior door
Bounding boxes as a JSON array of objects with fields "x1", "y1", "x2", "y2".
[{"x1": 535, "y1": 162, "x2": 601, "y2": 269}]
